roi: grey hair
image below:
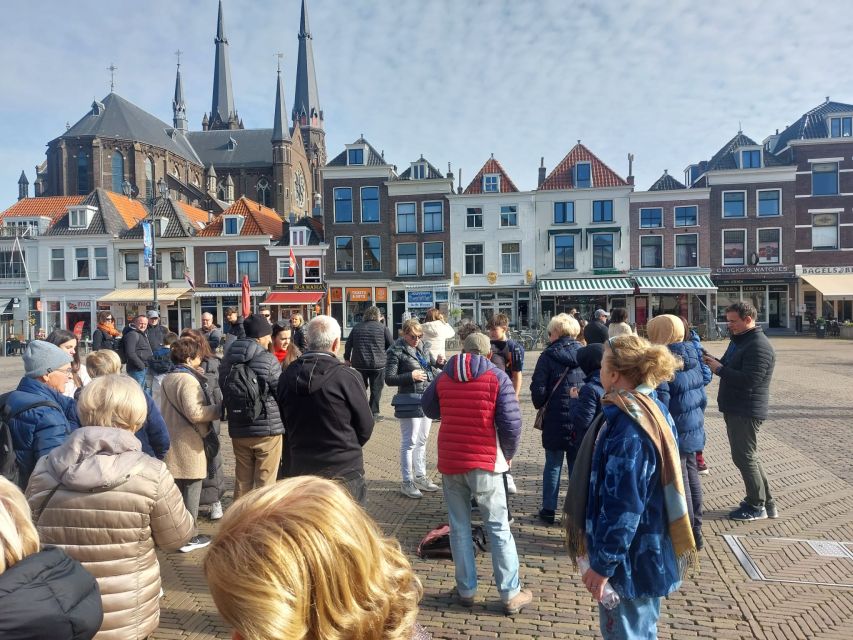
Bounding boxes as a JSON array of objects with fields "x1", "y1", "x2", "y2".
[
  {"x1": 305, "y1": 315, "x2": 341, "y2": 352},
  {"x1": 201, "y1": 312, "x2": 213, "y2": 320},
  {"x1": 362, "y1": 306, "x2": 381, "y2": 322}
]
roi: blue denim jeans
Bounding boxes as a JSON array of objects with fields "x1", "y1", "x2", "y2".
[
  {"x1": 599, "y1": 596, "x2": 661, "y2": 640},
  {"x1": 442, "y1": 469, "x2": 521, "y2": 602},
  {"x1": 541, "y1": 448, "x2": 576, "y2": 512},
  {"x1": 128, "y1": 368, "x2": 147, "y2": 390}
]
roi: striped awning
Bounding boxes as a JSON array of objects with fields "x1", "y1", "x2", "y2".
[
  {"x1": 98, "y1": 287, "x2": 191, "y2": 303},
  {"x1": 538, "y1": 278, "x2": 633, "y2": 295},
  {"x1": 634, "y1": 274, "x2": 716, "y2": 293}
]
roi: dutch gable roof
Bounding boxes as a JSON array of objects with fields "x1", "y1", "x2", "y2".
[
  {"x1": 539, "y1": 143, "x2": 628, "y2": 190},
  {"x1": 198, "y1": 196, "x2": 283, "y2": 239},
  {"x1": 463, "y1": 157, "x2": 519, "y2": 194}
]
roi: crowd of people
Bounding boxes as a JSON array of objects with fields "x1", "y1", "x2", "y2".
[{"x1": 0, "y1": 301, "x2": 777, "y2": 638}]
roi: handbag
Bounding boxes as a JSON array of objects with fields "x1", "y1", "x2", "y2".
[
  {"x1": 533, "y1": 367, "x2": 571, "y2": 431},
  {"x1": 391, "y1": 393, "x2": 424, "y2": 418},
  {"x1": 191, "y1": 423, "x2": 220, "y2": 461}
]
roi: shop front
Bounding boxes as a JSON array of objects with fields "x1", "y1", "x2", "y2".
[
  {"x1": 537, "y1": 278, "x2": 633, "y2": 325},
  {"x1": 797, "y1": 266, "x2": 853, "y2": 323},
  {"x1": 39, "y1": 294, "x2": 109, "y2": 342},
  {"x1": 329, "y1": 284, "x2": 389, "y2": 338},
  {"x1": 193, "y1": 285, "x2": 269, "y2": 328},
  {"x1": 451, "y1": 288, "x2": 533, "y2": 329},
  {"x1": 632, "y1": 274, "x2": 716, "y2": 335},
  {"x1": 389, "y1": 284, "x2": 451, "y2": 335},
  {"x1": 714, "y1": 281, "x2": 794, "y2": 329},
  {"x1": 260, "y1": 285, "x2": 326, "y2": 325},
  {"x1": 97, "y1": 287, "x2": 193, "y2": 332}
]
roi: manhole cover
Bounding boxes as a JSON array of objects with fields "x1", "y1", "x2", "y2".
[{"x1": 724, "y1": 535, "x2": 853, "y2": 587}]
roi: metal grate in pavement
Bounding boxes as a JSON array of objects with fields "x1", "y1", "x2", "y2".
[{"x1": 724, "y1": 535, "x2": 853, "y2": 588}]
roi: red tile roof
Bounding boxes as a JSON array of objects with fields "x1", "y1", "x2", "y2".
[
  {"x1": 463, "y1": 157, "x2": 519, "y2": 194},
  {"x1": 103, "y1": 192, "x2": 149, "y2": 228},
  {"x1": 0, "y1": 196, "x2": 83, "y2": 226},
  {"x1": 540, "y1": 143, "x2": 628, "y2": 190},
  {"x1": 177, "y1": 202, "x2": 211, "y2": 227},
  {"x1": 198, "y1": 196, "x2": 283, "y2": 239}
]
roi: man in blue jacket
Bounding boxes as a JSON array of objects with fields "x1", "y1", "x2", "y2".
[{"x1": 6, "y1": 341, "x2": 81, "y2": 488}]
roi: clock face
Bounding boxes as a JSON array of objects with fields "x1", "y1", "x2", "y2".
[{"x1": 294, "y1": 169, "x2": 306, "y2": 208}]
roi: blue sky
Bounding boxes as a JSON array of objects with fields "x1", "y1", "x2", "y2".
[{"x1": 1, "y1": 0, "x2": 851, "y2": 205}]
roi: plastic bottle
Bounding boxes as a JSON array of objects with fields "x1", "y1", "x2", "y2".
[{"x1": 577, "y1": 556, "x2": 621, "y2": 610}]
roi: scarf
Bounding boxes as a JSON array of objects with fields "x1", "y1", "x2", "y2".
[
  {"x1": 97, "y1": 321, "x2": 121, "y2": 338},
  {"x1": 564, "y1": 389, "x2": 697, "y2": 578}
]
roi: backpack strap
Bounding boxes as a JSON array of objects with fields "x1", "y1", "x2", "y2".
[{"x1": 7, "y1": 399, "x2": 62, "y2": 420}]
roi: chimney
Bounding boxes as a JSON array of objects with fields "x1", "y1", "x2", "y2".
[
  {"x1": 627, "y1": 153, "x2": 635, "y2": 186},
  {"x1": 457, "y1": 168, "x2": 463, "y2": 194},
  {"x1": 446, "y1": 162, "x2": 453, "y2": 180},
  {"x1": 537, "y1": 157, "x2": 546, "y2": 187}
]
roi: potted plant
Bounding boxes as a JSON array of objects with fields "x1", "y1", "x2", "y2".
[
  {"x1": 815, "y1": 317, "x2": 827, "y2": 339},
  {"x1": 841, "y1": 321, "x2": 853, "y2": 340}
]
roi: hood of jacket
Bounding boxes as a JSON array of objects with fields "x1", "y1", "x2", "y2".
[
  {"x1": 290, "y1": 351, "x2": 347, "y2": 396},
  {"x1": 543, "y1": 336, "x2": 581, "y2": 368},
  {"x1": 668, "y1": 341, "x2": 700, "y2": 371},
  {"x1": 443, "y1": 353, "x2": 495, "y2": 383},
  {"x1": 43, "y1": 426, "x2": 144, "y2": 492},
  {"x1": 10, "y1": 376, "x2": 68, "y2": 413}
]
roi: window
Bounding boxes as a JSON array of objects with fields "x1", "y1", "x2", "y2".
[
  {"x1": 812, "y1": 213, "x2": 838, "y2": 250},
  {"x1": 674, "y1": 205, "x2": 698, "y2": 227},
  {"x1": 124, "y1": 253, "x2": 139, "y2": 281},
  {"x1": 77, "y1": 154, "x2": 88, "y2": 195},
  {"x1": 554, "y1": 201, "x2": 574, "y2": 224},
  {"x1": 362, "y1": 236, "x2": 381, "y2": 271},
  {"x1": 483, "y1": 174, "x2": 499, "y2": 192},
  {"x1": 757, "y1": 228, "x2": 780, "y2": 264},
  {"x1": 237, "y1": 251, "x2": 259, "y2": 284},
  {"x1": 423, "y1": 201, "x2": 443, "y2": 232},
  {"x1": 464, "y1": 243, "x2": 484, "y2": 275},
  {"x1": 205, "y1": 251, "x2": 227, "y2": 283},
  {"x1": 411, "y1": 163, "x2": 425, "y2": 179},
  {"x1": 50, "y1": 248, "x2": 65, "y2": 280},
  {"x1": 290, "y1": 228, "x2": 307, "y2": 246},
  {"x1": 94, "y1": 247, "x2": 108, "y2": 279},
  {"x1": 111, "y1": 153, "x2": 124, "y2": 193},
  {"x1": 397, "y1": 243, "x2": 417, "y2": 276},
  {"x1": 423, "y1": 242, "x2": 444, "y2": 275},
  {"x1": 257, "y1": 178, "x2": 271, "y2": 207},
  {"x1": 639, "y1": 208, "x2": 662, "y2": 228},
  {"x1": 277, "y1": 258, "x2": 294, "y2": 283},
  {"x1": 592, "y1": 234, "x2": 614, "y2": 269},
  {"x1": 223, "y1": 216, "x2": 243, "y2": 235},
  {"x1": 303, "y1": 258, "x2": 322, "y2": 284},
  {"x1": 501, "y1": 242, "x2": 520, "y2": 274},
  {"x1": 741, "y1": 149, "x2": 761, "y2": 168},
  {"x1": 723, "y1": 230, "x2": 746, "y2": 265},
  {"x1": 574, "y1": 162, "x2": 591, "y2": 188},
  {"x1": 758, "y1": 190, "x2": 781, "y2": 216},
  {"x1": 69, "y1": 208, "x2": 88, "y2": 228},
  {"x1": 640, "y1": 236, "x2": 663, "y2": 268},
  {"x1": 554, "y1": 235, "x2": 575, "y2": 270},
  {"x1": 676, "y1": 234, "x2": 698, "y2": 267},
  {"x1": 812, "y1": 163, "x2": 839, "y2": 196},
  {"x1": 723, "y1": 191, "x2": 746, "y2": 217},
  {"x1": 347, "y1": 148, "x2": 364, "y2": 165},
  {"x1": 361, "y1": 186, "x2": 379, "y2": 223},
  {"x1": 592, "y1": 200, "x2": 613, "y2": 222},
  {"x1": 396, "y1": 203, "x2": 416, "y2": 233},
  {"x1": 0, "y1": 250, "x2": 24, "y2": 279},
  {"x1": 830, "y1": 116, "x2": 852, "y2": 138},
  {"x1": 466, "y1": 207, "x2": 483, "y2": 229},
  {"x1": 74, "y1": 247, "x2": 89, "y2": 279},
  {"x1": 335, "y1": 237, "x2": 354, "y2": 271},
  {"x1": 333, "y1": 187, "x2": 353, "y2": 223},
  {"x1": 500, "y1": 205, "x2": 518, "y2": 227},
  {"x1": 144, "y1": 157, "x2": 153, "y2": 201}
]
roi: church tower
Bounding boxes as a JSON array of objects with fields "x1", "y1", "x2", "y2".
[
  {"x1": 173, "y1": 60, "x2": 188, "y2": 133},
  {"x1": 272, "y1": 68, "x2": 293, "y2": 216},
  {"x1": 292, "y1": 0, "x2": 326, "y2": 193},
  {"x1": 207, "y1": 0, "x2": 241, "y2": 131}
]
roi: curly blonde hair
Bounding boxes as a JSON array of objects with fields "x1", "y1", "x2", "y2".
[
  {"x1": 204, "y1": 477, "x2": 423, "y2": 640},
  {"x1": 0, "y1": 477, "x2": 40, "y2": 575},
  {"x1": 605, "y1": 334, "x2": 681, "y2": 388}
]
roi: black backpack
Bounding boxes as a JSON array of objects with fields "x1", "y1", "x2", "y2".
[
  {"x1": 417, "y1": 523, "x2": 488, "y2": 559},
  {"x1": 113, "y1": 335, "x2": 128, "y2": 364},
  {"x1": 0, "y1": 391, "x2": 61, "y2": 487},
  {"x1": 223, "y1": 362, "x2": 263, "y2": 425}
]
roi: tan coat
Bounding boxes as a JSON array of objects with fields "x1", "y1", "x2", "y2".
[
  {"x1": 159, "y1": 368, "x2": 221, "y2": 480},
  {"x1": 26, "y1": 426, "x2": 194, "y2": 640}
]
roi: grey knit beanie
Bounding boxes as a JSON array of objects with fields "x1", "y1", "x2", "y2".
[{"x1": 23, "y1": 340, "x2": 72, "y2": 378}]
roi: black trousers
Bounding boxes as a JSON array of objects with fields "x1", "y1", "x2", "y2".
[{"x1": 358, "y1": 368, "x2": 385, "y2": 416}]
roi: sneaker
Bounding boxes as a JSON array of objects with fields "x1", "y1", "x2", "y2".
[
  {"x1": 537, "y1": 508, "x2": 555, "y2": 525},
  {"x1": 505, "y1": 473, "x2": 518, "y2": 495},
  {"x1": 766, "y1": 502, "x2": 779, "y2": 519},
  {"x1": 400, "y1": 481, "x2": 423, "y2": 499},
  {"x1": 179, "y1": 534, "x2": 212, "y2": 553},
  {"x1": 697, "y1": 465, "x2": 710, "y2": 476},
  {"x1": 209, "y1": 501, "x2": 223, "y2": 520},
  {"x1": 696, "y1": 453, "x2": 709, "y2": 475},
  {"x1": 729, "y1": 504, "x2": 767, "y2": 521},
  {"x1": 451, "y1": 588, "x2": 475, "y2": 607},
  {"x1": 504, "y1": 589, "x2": 533, "y2": 615},
  {"x1": 414, "y1": 476, "x2": 439, "y2": 492}
]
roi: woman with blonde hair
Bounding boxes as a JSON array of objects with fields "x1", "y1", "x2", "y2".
[
  {"x1": 204, "y1": 476, "x2": 430, "y2": 640},
  {"x1": 421, "y1": 308, "x2": 456, "y2": 360},
  {"x1": 25, "y1": 375, "x2": 193, "y2": 640},
  {"x1": 564, "y1": 335, "x2": 696, "y2": 639}
]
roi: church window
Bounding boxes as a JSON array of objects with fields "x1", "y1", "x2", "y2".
[
  {"x1": 257, "y1": 179, "x2": 271, "y2": 207},
  {"x1": 111, "y1": 153, "x2": 124, "y2": 194},
  {"x1": 145, "y1": 157, "x2": 154, "y2": 201},
  {"x1": 77, "y1": 154, "x2": 89, "y2": 195}
]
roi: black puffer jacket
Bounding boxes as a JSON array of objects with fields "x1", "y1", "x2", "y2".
[
  {"x1": 717, "y1": 326, "x2": 775, "y2": 420},
  {"x1": 344, "y1": 320, "x2": 393, "y2": 370},
  {"x1": 385, "y1": 339, "x2": 441, "y2": 418},
  {"x1": 122, "y1": 327, "x2": 153, "y2": 372},
  {"x1": 146, "y1": 323, "x2": 169, "y2": 352},
  {"x1": 0, "y1": 546, "x2": 103, "y2": 640},
  {"x1": 92, "y1": 327, "x2": 119, "y2": 352},
  {"x1": 530, "y1": 337, "x2": 586, "y2": 451},
  {"x1": 219, "y1": 339, "x2": 283, "y2": 438}
]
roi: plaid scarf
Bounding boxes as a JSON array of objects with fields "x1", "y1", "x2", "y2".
[{"x1": 564, "y1": 389, "x2": 697, "y2": 577}]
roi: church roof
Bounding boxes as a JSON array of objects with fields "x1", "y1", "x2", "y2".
[
  {"x1": 293, "y1": 0, "x2": 322, "y2": 124},
  {"x1": 539, "y1": 143, "x2": 628, "y2": 190},
  {"x1": 463, "y1": 157, "x2": 519, "y2": 194},
  {"x1": 198, "y1": 196, "x2": 283, "y2": 239},
  {"x1": 44, "y1": 189, "x2": 147, "y2": 236},
  {"x1": 59, "y1": 93, "x2": 202, "y2": 165},
  {"x1": 187, "y1": 128, "x2": 288, "y2": 168}
]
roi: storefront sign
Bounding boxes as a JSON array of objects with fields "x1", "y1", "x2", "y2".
[
  {"x1": 330, "y1": 288, "x2": 342, "y2": 302},
  {"x1": 136, "y1": 282, "x2": 169, "y2": 289},
  {"x1": 67, "y1": 300, "x2": 91, "y2": 311},
  {"x1": 797, "y1": 265, "x2": 853, "y2": 275},
  {"x1": 347, "y1": 288, "x2": 371, "y2": 302},
  {"x1": 272, "y1": 284, "x2": 326, "y2": 292},
  {"x1": 407, "y1": 290, "x2": 434, "y2": 309},
  {"x1": 714, "y1": 265, "x2": 794, "y2": 275},
  {"x1": 375, "y1": 287, "x2": 387, "y2": 302},
  {"x1": 199, "y1": 282, "x2": 246, "y2": 289}
]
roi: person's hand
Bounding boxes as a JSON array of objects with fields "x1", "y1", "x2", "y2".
[
  {"x1": 569, "y1": 386, "x2": 579, "y2": 399},
  {"x1": 582, "y1": 567, "x2": 609, "y2": 602},
  {"x1": 436, "y1": 355, "x2": 446, "y2": 367},
  {"x1": 344, "y1": 359, "x2": 352, "y2": 367},
  {"x1": 412, "y1": 369, "x2": 427, "y2": 382},
  {"x1": 702, "y1": 354, "x2": 722, "y2": 374}
]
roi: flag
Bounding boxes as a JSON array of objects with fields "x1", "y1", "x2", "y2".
[
  {"x1": 241, "y1": 274, "x2": 251, "y2": 318},
  {"x1": 289, "y1": 246, "x2": 296, "y2": 277},
  {"x1": 183, "y1": 268, "x2": 196, "y2": 291},
  {"x1": 142, "y1": 221, "x2": 154, "y2": 267}
]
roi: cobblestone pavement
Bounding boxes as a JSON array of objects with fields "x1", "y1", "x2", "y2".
[{"x1": 2, "y1": 336, "x2": 852, "y2": 639}]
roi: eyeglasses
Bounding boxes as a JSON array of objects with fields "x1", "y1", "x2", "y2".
[
  {"x1": 49, "y1": 367, "x2": 74, "y2": 378},
  {"x1": 261, "y1": 313, "x2": 271, "y2": 318},
  {"x1": 106, "y1": 317, "x2": 114, "y2": 321}
]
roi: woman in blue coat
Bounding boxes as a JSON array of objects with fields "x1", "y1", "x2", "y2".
[{"x1": 530, "y1": 313, "x2": 585, "y2": 524}]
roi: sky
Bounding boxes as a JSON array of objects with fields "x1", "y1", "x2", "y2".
[{"x1": 2, "y1": 0, "x2": 852, "y2": 205}]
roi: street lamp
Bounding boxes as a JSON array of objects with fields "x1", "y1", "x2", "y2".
[{"x1": 123, "y1": 177, "x2": 168, "y2": 309}]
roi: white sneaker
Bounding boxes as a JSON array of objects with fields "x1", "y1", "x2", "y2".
[
  {"x1": 505, "y1": 473, "x2": 518, "y2": 495},
  {"x1": 414, "y1": 476, "x2": 439, "y2": 492},
  {"x1": 401, "y1": 481, "x2": 423, "y2": 499},
  {"x1": 209, "y1": 501, "x2": 223, "y2": 520},
  {"x1": 179, "y1": 534, "x2": 212, "y2": 553}
]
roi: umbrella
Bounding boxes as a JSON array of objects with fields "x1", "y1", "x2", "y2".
[{"x1": 241, "y1": 274, "x2": 251, "y2": 318}]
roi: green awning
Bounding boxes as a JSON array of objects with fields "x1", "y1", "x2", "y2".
[
  {"x1": 634, "y1": 274, "x2": 717, "y2": 293},
  {"x1": 538, "y1": 278, "x2": 633, "y2": 295}
]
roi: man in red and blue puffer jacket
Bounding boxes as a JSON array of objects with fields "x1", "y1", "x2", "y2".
[{"x1": 421, "y1": 331, "x2": 532, "y2": 616}]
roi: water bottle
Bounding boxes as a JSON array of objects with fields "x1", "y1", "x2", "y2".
[{"x1": 577, "y1": 556, "x2": 621, "y2": 610}]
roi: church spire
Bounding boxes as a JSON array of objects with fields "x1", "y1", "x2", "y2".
[
  {"x1": 18, "y1": 170, "x2": 29, "y2": 200},
  {"x1": 173, "y1": 53, "x2": 188, "y2": 132},
  {"x1": 292, "y1": 0, "x2": 322, "y2": 129},
  {"x1": 272, "y1": 67, "x2": 291, "y2": 143},
  {"x1": 210, "y1": 0, "x2": 239, "y2": 130}
]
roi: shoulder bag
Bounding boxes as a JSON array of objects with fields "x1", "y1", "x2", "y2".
[{"x1": 533, "y1": 367, "x2": 571, "y2": 431}]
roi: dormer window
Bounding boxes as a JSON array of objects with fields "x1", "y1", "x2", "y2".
[
  {"x1": 574, "y1": 162, "x2": 592, "y2": 188},
  {"x1": 411, "y1": 163, "x2": 426, "y2": 180},
  {"x1": 90, "y1": 100, "x2": 104, "y2": 116},
  {"x1": 741, "y1": 149, "x2": 761, "y2": 168},
  {"x1": 68, "y1": 205, "x2": 96, "y2": 229},
  {"x1": 483, "y1": 174, "x2": 500, "y2": 192},
  {"x1": 830, "y1": 116, "x2": 853, "y2": 137},
  {"x1": 347, "y1": 147, "x2": 365, "y2": 165},
  {"x1": 291, "y1": 228, "x2": 307, "y2": 246},
  {"x1": 223, "y1": 215, "x2": 244, "y2": 235},
  {"x1": 226, "y1": 137, "x2": 238, "y2": 150}
]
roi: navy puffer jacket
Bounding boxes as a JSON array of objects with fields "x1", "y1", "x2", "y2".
[
  {"x1": 655, "y1": 341, "x2": 707, "y2": 453},
  {"x1": 529, "y1": 337, "x2": 585, "y2": 451}
]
